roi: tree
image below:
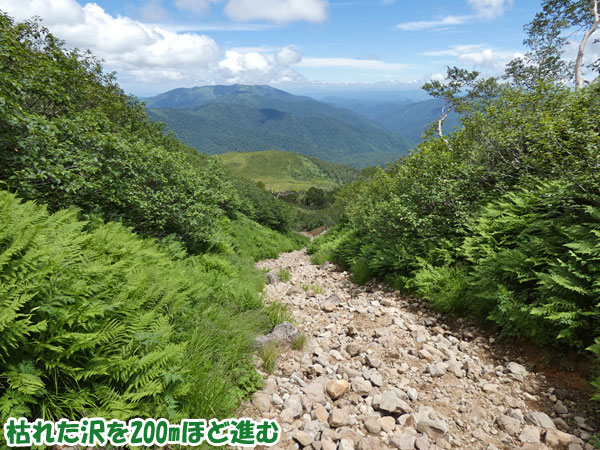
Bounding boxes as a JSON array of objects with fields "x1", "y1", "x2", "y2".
[
  {"x1": 422, "y1": 67, "x2": 480, "y2": 143},
  {"x1": 504, "y1": 15, "x2": 573, "y2": 88},
  {"x1": 518, "y1": 0, "x2": 599, "y2": 89}
]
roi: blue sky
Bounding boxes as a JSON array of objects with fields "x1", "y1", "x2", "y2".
[{"x1": 0, "y1": 0, "x2": 547, "y2": 95}]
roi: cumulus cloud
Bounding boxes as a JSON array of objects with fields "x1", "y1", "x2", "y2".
[
  {"x1": 424, "y1": 44, "x2": 523, "y2": 70},
  {"x1": 275, "y1": 45, "x2": 302, "y2": 65},
  {"x1": 468, "y1": 0, "x2": 513, "y2": 19},
  {"x1": 224, "y1": 0, "x2": 328, "y2": 24},
  {"x1": 0, "y1": 0, "x2": 305, "y2": 90},
  {"x1": 219, "y1": 50, "x2": 304, "y2": 83}
]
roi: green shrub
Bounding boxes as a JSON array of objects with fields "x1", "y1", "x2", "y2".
[{"x1": 0, "y1": 191, "x2": 302, "y2": 423}]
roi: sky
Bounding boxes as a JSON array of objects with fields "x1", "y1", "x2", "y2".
[{"x1": 0, "y1": 0, "x2": 593, "y2": 96}]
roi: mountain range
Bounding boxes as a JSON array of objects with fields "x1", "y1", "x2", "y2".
[{"x1": 144, "y1": 85, "x2": 413, "y2": 168}]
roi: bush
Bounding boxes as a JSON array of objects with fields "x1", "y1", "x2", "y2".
[{"x1": 0, "y1": 191, "x2": 302, "y2": 423}]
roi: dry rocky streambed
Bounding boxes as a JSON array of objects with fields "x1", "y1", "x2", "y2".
[{"x1": 239, "y1": 248, "x2": 600, "y2": 450}]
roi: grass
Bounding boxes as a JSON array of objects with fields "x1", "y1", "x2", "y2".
[
  {"x1": 301, "y1": 283, "x2": 324, "y2": 294},
  {"x1": 292, "y1": 332, "x2": 307, "y2": 350},
  {"x1": 277, "y1": 269, "x2": 291, "y2": 282},
  {"x1": 264, "y1": 300, "x2": 294, "y2": 327},
  {"x1": 218, "y1": 150, "x2": 357, "y2": 192},
  {"x1": 259, "y1": 341, "x2": 282, "y2": 374}
]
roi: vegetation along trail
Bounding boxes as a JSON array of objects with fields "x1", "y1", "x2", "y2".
[{"x1": 241, "y1": 247, "x2": 599, "y2": 450}]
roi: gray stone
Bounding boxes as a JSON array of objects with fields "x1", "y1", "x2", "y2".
[
  {"x1": 416, "y1": 419, "x2": 448, "y2": 439},
  {"x1": 364, "y1": 416, "x2": 382, "y2": 434},
  {"x1": 251, "y1": 392, "x2": 272, "y2": 413},
  {"x1": 519, "y1": 425, "x2": 540, "y2": 443},
  {"x1": 346, "y1": 343, "x2": 360, "y2": 357},
  {"x1": 329, "y1": 409, "x2": 351, "y2": 428},
  {"x1": 524, "y1": 412, "x2": 556, "y2": 430},
  {"x1": 496, "y1": 414, "x2": 521, "y2": 435},
  {"x1": 358, "y1": 437, "x2": 381, "y2": 450},
  {"x1": 390, "y1": 430, "x2": 417, "y2": 450},
  {"x1": 293, "y1": 431, "x2": 314, "y2": 447},
  {"x1": 266, "y1": 272, "x2": 282, "y2": 284},
  {"x1": 338, "y1": 438, "x2": 355, "y2": 450},
  {"x1": 284, "y1": 395, "x2": 303, "y2": 418},
  {"x1": 305, "y1": 382, "x2": 327, "y2": 404}
]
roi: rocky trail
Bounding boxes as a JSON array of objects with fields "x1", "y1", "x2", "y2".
[{"x1": 239, "y1": 249, "x2": 600, "y2": 450}]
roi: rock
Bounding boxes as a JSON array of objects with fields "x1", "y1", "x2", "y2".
[
  {"x1": 377, "y1": 390, "x2": 398, "y2": 413},
  {"x1": 287, "y1": 285, "x2": 304, "y2": 295},
  {"x1": 552, "y1": 418, "x2": 569, "y2": 432},
  {"x1": 321, "y1": 438, "x2": 337, "y2": 450},
  {"x1": 322, "y1": 301, "x2": 336, "y2": 312},
  {"x1": 390, "y1": 430, "x2": 417, "y2": 450},
  {"x1": 346, "y1": 343, "x2": 360, "y2": 357},
  {"x1": 293, "y1": 431, "x2": 314, "y2": 447},
  {"x1": 507, "y1": 362, "x2": 528, "y2": 376},
  {"x1": 427, "y1": 362, "x2": 447, "y2": 377},
  {"x1": 351, "y1": 377, "x2": 372, "y2": 396},
  {"x1": 415, "y1": 434, "x2": 430, "y2": 450},
  {"x1": 416, "y1": 419, "x2": 448, "y2": 440},
  {"x1": 519, "y1": 425, "x2": 541, "y2": 443},
  {"x1": 525, "y1": 412, "x2": 556, "y2": 430},
  {"x1": 326, "y1": 294, "x2": 342, "y2": 304},
  {"x1": 338, "y1": 439, "x2": 355, "y2": 450},
  {"x1": 312, "y1": 403, "x2": 329, "y2": 423},
  {"x1": 251, "y1": 392, "x2": 272, "y2": 413},
  {"x1": 256, "y1": 321, "x2": 299, "y2": 347},
  {"x1": 291, "y1": 373, "x2": 308, "y2": 388},
  {"x1": 554, "y1": 402, "x2": 568, "y2": 415},
  {"x1": 266, "y1": 272, "x2": 281, "y2": 284},
  {"x1": 497, "y1": 414, "x2": 522, "y2": 435},
  {"x1": 366, "y1": 354, "x2": 383, "y2": 368},
  {"x1": 482, "y1": 383, "x2": 499, "y2": 393},
  {"x1": 358, "y1": 436, "x2": 381, "y2": 450},
  {"x1": 305, "y1": 382, "x2": 327, "y2": 404},
  {"x1": 370, "y1": 372, "x2": 384, "y2": 387},
  {"x1": 329, "y1": 409, "x2": 351, "y2": 428},
  {"x1": 379, "y1": 416, "x2": 396, "y2": 433},
  {"x1": 327, "y1": 380, "x2": 350, "y2": 400},
  {"x1": 284, "y1": 395, "x2": 303, "y2": 418},
  {"x1": 364, "y1": 416, "x2": 382, "y2": 434},
  {"x1": 543, "y1": 429, "x2": 584, "y2": 448}
]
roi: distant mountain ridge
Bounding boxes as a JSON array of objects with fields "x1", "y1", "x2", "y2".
[
  {"x1": 320, "y1": 97, "x2": 462, "y2": 145},
  {"x1": 144, "y1": 85, "x2": 413, "y2": 168}
]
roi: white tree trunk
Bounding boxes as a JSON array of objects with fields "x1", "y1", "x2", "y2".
[{"x1": 575, "y1": 0, "x2": 599, "y2": 89}]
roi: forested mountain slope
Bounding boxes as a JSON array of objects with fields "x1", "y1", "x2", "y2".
[{"x1": 144, "y1": 85, "x2": 412, "y2": 168}]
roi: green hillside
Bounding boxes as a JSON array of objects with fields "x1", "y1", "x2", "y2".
[
  {"x1": 218, "y1": 150, "x2": 359, "y2": 192},
  {"x1": 144, "y1": 85, "x2": 412, "y2": 168}
]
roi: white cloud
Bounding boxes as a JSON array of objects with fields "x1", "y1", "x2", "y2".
[
  {"x1": 396, "y1": 15, "x2": 472, "y2": 31},
  {"x1": 298, "y1": 57, "x2": 410, "y2": 71},
  {"x1": 0, "y1": 0, "x2": 305, "y2": 89},
  {"x1": 424, "y1": 44, "x2": 523, "y2": 70},
  {"x1": 219, "y1": 50, "x2": 304, "y2": 83},
  {"x1": 224, "y1": 0, "x2": 328, "y2": 24},
  {"x1": 275, "y1": 45, "x2": 302, "y2": 65},
  {"x1": 397, "y1": 0, "x2": 513, "y2": 31},
  {"x1": 468, "y1": 0, "x2": 513, "y2": 19}
]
